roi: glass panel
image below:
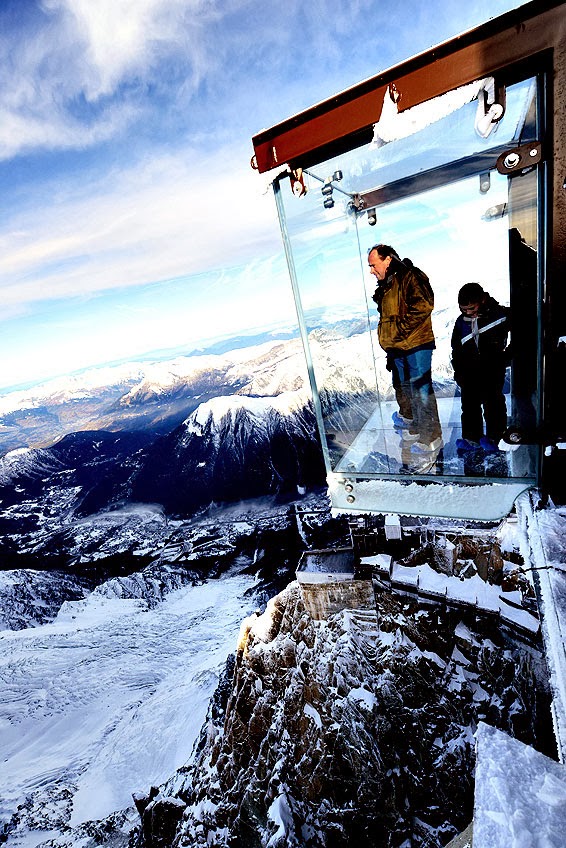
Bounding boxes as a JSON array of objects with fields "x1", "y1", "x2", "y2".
[
  {"x1": 276, "y1": 179, "x2": 383, "y2": 471},
  {"x1": 275, "y1": 74, "x2": 540, "y2": 515}
]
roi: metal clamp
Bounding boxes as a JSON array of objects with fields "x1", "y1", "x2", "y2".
[{"x1": 496, "y1": 142, "x2": 541, "y2": 176}]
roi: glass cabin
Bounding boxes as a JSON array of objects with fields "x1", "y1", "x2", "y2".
[{"x1": 252, "y1": 1, "x2": 566, "y2": 521}]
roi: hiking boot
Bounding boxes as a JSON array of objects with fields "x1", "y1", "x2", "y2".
[
  {"x1": 392, "y1": 411, "x2": 414, "y2": 429},
  {"x1": 408, "y1": 453, "x2": 439, "y2": 474},
  {"x1": 498, "y1": 439, "x2": 520, "y2": 453},
  {"x1": 401, "y1": 429, "x2": 420, "y2": 443}
]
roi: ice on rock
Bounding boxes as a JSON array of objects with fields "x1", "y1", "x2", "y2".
[{"x1": 473, "y1": 722, "x2": 566, "y2": 848}]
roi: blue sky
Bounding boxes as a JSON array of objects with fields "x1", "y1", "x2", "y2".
[{"x1": 0, "y1": 0, "x2": 527, "y2": 392}]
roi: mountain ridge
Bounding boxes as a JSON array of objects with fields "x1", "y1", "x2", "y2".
[{"x1": 0, "y1": 393, "x2": 326, "y2": 577}]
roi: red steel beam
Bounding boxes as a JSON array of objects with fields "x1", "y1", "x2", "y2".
[{"x1": 251, "y1": 0, "x2": 566, "y2": 174}]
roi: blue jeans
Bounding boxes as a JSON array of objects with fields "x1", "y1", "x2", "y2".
[{"x1": 391, "y1": 348, "x2": 442, "y2": 443}]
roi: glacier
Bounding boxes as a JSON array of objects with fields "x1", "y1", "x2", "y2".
[{"x1": 0, "y1": 570, "x2": 256, "y2": 845}]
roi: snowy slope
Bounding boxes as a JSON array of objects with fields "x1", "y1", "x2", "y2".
[
  {"x1": 0, "y1": 447, "x2": 62, "y2": 486},
  {"x1": 0, "y1": 572, "x2": 256, "y2": 846}
]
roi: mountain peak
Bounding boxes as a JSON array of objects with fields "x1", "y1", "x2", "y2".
[{"x1": 184, "y1": 391, "x2": 309, "y2": 436}]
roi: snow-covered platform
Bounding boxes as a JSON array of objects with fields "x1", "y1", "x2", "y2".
[
  {"x1": 361, "y1": 555, "x2": 540, "y2": 637},
  {"x1": 330, "y1": 397, "x2": 537, "y2": 522},
  {"x1": 473, "y1": 722, "x2": 566, "y2": 847}
]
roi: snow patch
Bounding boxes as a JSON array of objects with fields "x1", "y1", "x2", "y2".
[
  {"x1": 347, "y1": 687, "x2": 377, "y2": 711},
  {"x1": 303, "y1": 703, "x2": 322, "y2": 728},
  {"x1": 474, "y1": 723, "x2": 566, "y2": 848}
]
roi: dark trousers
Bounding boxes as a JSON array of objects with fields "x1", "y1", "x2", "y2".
[{"x1": 460, "y1": 372, "x2": 507, "y2": 443}]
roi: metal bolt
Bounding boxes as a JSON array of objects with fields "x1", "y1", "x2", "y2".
[
  {"x1": 529, "y1": 148, "x2": 538, "y2": 158},
  {"x1": 346, "y1": 495, "x2": 355, "y2": 503},
  {"x1": 503, "y1": 152, "x2": 521, "y2": 169}
]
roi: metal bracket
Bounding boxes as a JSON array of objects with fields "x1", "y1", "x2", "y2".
[
  {"x1": 496, "y1": 141, "x2": 542, "y2": 176},
  {"x1": 350, "y1": 193, "x2": 365, "y2": 211}
]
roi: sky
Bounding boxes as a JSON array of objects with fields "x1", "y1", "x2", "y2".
[{"x1": 0, "y1": 0, "x2": 529, "y2": 393}]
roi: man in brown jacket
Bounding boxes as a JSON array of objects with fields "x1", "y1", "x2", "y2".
[{"x1": 369, "y1": 244, "x2": 442, "y2": 467}]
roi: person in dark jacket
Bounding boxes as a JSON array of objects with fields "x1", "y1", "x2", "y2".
[
  {"x1": 509, "y1": 227, "x2": 537, "y2": 433},
  {"x1": 369, "y1": 244, "x2": 442, "y2": 468},
  {"x1": 451, "y1": 282, "x2": 510, "y2": 453}
]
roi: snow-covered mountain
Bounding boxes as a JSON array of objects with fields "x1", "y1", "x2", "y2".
[
  {"x1": 0, "y1": 336, "x2": 309, "y2": 454},
  {"x1": 163, "y1": 584, "x2": 542, "y2": 847},
  {"x1": 0, "y1": 317, "x2": 457, "y2": 456},
  {"x1": 3, "y1": 318, "x2": 554, "y2": 848},
  {"x1": 0, "y1": 392, "x2": 326, "y2": 573},
  {"x1": 0, "y1": 445, "x2": 63, "y2": 486},
  {"x1": 132, "y1": 511, "x2": 553, "y2": 848},
  {"x1": 2, "y1": 410, "x2": 561, "y2": 848},
  {"x1": 0, "y1": 493, "x2": 338, "y2": 846},
  {"x1": 128, "y1": 391, "x2": 325, "y2": 515},
  {"x1": 0, "y1": 429, "x2": 158, "y2": 569},
  {"x1": 1, "y1": 498, "x2": 553, "y2": 848}
]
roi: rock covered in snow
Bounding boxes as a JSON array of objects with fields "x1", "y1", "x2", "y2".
[
  {"x1": 146, "y1": 580, "x2": 550, "y2": 848},
  {"x1": 0, "y1": 569, "x2": 88, "y2": 630}
]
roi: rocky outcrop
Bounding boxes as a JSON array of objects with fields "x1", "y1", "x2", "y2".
[
  {"x1": 0, "y1": 569, "x2": 88, "y2": 630},
  {"x1": 134, "y1": 788, "x2": 187, "y2": 848},
  {"x1": 139, "y1": 581, "x2": 549, "y2": 848}
]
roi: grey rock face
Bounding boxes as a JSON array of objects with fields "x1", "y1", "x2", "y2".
[{"x1": 152, "y1": 582, "x2": 549, "y2": 848}]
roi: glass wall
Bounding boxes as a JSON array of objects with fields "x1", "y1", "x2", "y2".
[{"x1": 275, "y1": 74, "x2": 541, "y2": 510}]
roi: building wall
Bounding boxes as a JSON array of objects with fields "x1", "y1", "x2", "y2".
[{"x1": 299, "y1": 579, "x2": 375, "y2": 621}]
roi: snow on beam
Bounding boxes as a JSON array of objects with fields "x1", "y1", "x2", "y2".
[
  {"x1": 251, "y1": 2, "x2": 566, "y2": 173},
  {"x1": 517, "y1": 493, "x2": 566, "y2": 762},
  {"x1": 360, "y1": 556, "x2": 540, "y2": 636}
]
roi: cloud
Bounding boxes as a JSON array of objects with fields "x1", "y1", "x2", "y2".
[
  {"x1": 0, "y1": 0, "x2": 527, "y2": 163},
  {"x1": 0, "y1": 141, "x2": 281, "y2": 314},
  {"x1": 0, "y1": 0, "x2": 235, "y2": 160},
  {"x1": 0, "y1": 0, "x2": 397, "y2": 163},
  {"x1": 45, "y1": 0, "x2": 216, "y2": 99},
  {"x1": 0, "y1": 0, "x2": 528, "y2": 391},
  {"x1": 0, "y1": 101, "x2": 139, "y2": 162}
]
